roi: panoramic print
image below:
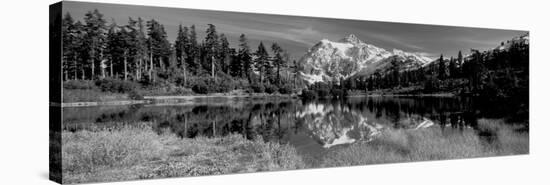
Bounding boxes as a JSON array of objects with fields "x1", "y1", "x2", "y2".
[{"x1": 50, "y1": 1, "x2": 529, "y2": 184}]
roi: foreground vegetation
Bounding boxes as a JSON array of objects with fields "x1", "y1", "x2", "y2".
[
  {"x1": 61, "y1": 118, "x2": 528, "y2": 183},
  {"x1": 321, "y1": 119, "x2": 528, "y2": 167},
  {"x1": 61, "y1": 123, "x2": 304, "y2": 184}
]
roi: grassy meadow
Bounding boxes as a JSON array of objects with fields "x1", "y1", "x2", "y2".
[
  {"x1": 321, "y1": 119, "x2": 528, "y2": 167},
  {"x1": 61, "y1": 123, "x2": 304, "y2": 184},
  {"x1": 60, "y1": 119, "x2": 527, "y2": 183}
]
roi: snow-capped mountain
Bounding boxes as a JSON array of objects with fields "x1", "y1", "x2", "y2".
[
  {"x1": 296, "y1": 103, "x2": 435, "y2": 148},
  {"x1": 496, "y1": 33, "x2": 529, "y2": 51},
  {"x1": 299, "y1": 34, "x2": 434, "y2": 84}
]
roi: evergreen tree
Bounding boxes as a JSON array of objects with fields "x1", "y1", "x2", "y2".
[
  {"x1": 449, "y1": 56, "x2": 456, "y2": 78},
  {"x1": 390, "y1": 58, "x2": 400, "y2": 86},
  {"x1": 134, "y1": 17, "x2": 148, "y2": 81},
  {"x1": 205, "y1": 24, "x2": 219, "y2": 77},
  {"x1": 219, "y1": 34, "x2": 231, "y2": 74},
  {"x1": 438, "y1": 54, "x2": 446, "y2": 80},
  {"x1": 83, "y1": 9, "x2": 107, "y2": 80},
  {"x1": 187, "y1": 25, "x2": 199, "y2": 73},
  {"x1": 238, "y1": 34, "x2": 252, "y2": 80},
  {"x1": 271, "y1": 42, "x2": 284, "y2": 85},
  {"x1": 125, "y1": 17, "x2": 145, "y2": 81},
  {"x1": 458, "y1": 50, "x2": 463, "y2": 65},
  {"x1": 175, "y1": 24, "x2": 189, "y2": 85},
  {"x1": 62, "y1": 12, "x2": 79, "y2": 81},
  {"x1": 146, "y1": 19, "x2": 171, "y2": 81},
  {"x1": 254, "y1": 42, "x2": 269, "y2": 84}
]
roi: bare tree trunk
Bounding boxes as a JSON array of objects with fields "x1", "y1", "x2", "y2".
[
  {"x1": 212, "y1": 119, "x2": 216, "y2": 137},
  {"x1": 110, "y1": 57, "x2": 113, "y2": 78},
  {"x1": 144, "y1": 58, "x2": 148, "y2": 80},
  {"x1": 181, "y1": 52, "x2": 186, "y2": 86},
  {"x1": 81, "y1": 67, "x2": 85, "y2": 80},
  {"x1": 160, "y1": 57, "x2": 164, "y2": 71},
  {"x1": 101, "y1": 62, "x2": 105, "y2": 79},
  {"x1": 149, "y1": 49, "x2": 153, "y2": 82},
  {"x1": 160, "y1": 57, "x2": 164, "y2": 72},
  {"x1": 211, "y1": 56, "x2": 215, "y2": 78},
  {"x1": 124, "y1": 50, "x2": 128, "y2": 81},
  {"x1": 136, "y1": 58, "x2": 141, "y2": 81},
  {"x1": 259, "y1": 67, "x2": 263, "y2": 84},
  {"x1": 91, "y1": 58, "x2": 95, "y2": 80},
  {"x1": 277, "y1": 65, "x2": 280, "y2": 85},
  {"x1": 73, "y1": 55, "x2": 77, "y2": 81},
  {"x1": 184, "y1": 115, "x2": 188, "y2": 138}
]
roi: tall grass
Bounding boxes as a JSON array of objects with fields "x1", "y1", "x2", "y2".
[
  {"x1": 321, "y1": 119, "x2": 528, "y2": 167},
  {"x1": 62, "y1": 124, "x2": 163, "y2": 174},
  {"x1": 62, "y1": 89, "x2": 129, "y2": 102},
  {"x1": 61, "y1": 124, "x2": 304, "y2": 183}
]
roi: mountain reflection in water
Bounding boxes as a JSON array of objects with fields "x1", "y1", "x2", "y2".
[{"x1": 63, "y1": 96, "x2": 521, "y2": 152}]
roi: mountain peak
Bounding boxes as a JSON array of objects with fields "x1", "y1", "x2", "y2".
[
  {"x1": 300, "y1": 35, "x2": 435, "y2": 84},
  {"x1": 340, "y1": 34, "x2": 362, "y2": 44}
]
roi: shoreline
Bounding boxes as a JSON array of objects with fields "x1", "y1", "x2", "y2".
[
  {"x1": 61, "y1": 93, "x2": 459, "y2": 107},
  {"x1": 62, "y1": 93, "x2": 298, "y2": 107},
  {"x1": 349, "y1": 93, "x2": 456, "y2": 97}
]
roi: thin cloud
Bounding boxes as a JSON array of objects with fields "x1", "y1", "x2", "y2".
[{"x1": 63, "y1": 1, "x2": 527, "y2": 58}]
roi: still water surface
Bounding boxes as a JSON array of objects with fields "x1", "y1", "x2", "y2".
[{"x1": 63, "y1": 96, "x2": 527, "y2": 164}]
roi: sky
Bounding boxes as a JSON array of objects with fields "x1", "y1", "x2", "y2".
[{"x1": 63, "y1": 1, "x2": 528, "y2": 61}]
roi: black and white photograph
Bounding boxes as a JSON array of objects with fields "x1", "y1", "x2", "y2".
[
  {"x1": 46, "y1": 0, "x2": 533, "y2": 184},
  {"x1": 49, "y1": 1, "x2": 531, "y2": 184}
]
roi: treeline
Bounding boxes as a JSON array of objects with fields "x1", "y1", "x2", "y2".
[
  {"x1": 61, "y1": 9, "x2": 303, "y2": 95},
  {"x1": 340, "y1": 37, "x2": 529, "y2": 99}
]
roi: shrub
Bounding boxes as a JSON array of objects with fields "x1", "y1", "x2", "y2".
[
  {"x1": 95, "y1": 78, "x2": 138, "y2": 93},
  {"x1": 330, "y1": 89, "x2": 348, "y2": 98},
  {"x1": 251, "y1": 83, "x2": 265, "y2": 93},
  {"x1": 62, "y1": 89, "x2": 129, "y2": 102},
  {"x1": 192, "y1": 81, "x2": 209, "y2": 94},
  {"x1": 234, "y1": 79, "x2": 250, "y2": 90},
  {"x1": 264, "y1": 83, "x2": 279, "y2": 94},
  {"x1": 278, "y1": 84, "x2": 293, "y2": 94},
  {"x1": 174, "y1": 75, "x2": 188, "y2": 87},
  {"x1": 217, "y1": 78, "x2": 236, "y2": 93},
  {"x1": 128, "y1": 90, "x2": 143, "y2": 100},
  {"x1": 300, "y1": 89, "x2": 318, "y2": 99},
  {"x1": 63, "y1": 80, "x2": 96, "y2": 90},
  {"x1": 316, "y1": 88, "x2": 330, "y2": 98}
]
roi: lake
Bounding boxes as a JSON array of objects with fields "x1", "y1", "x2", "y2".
[{"x1": 62, "y1": 96, "x2": 528, "y2": 166}]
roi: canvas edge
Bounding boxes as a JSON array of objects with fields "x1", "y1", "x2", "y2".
[{"x1": 49, "y1": 1, "x2": 63, "y2": 184}]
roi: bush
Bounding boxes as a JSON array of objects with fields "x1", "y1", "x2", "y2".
[
  {"x1": 251, "y1": 83, "x2": 265, "y2": 93},
  {"x1": 217, "y1": 78, "x2": 236, "y2": 93},
  {"x1": 234, "y1": 79, "x2": 250, "y2": 90},
  {"x1": 174, "y1": 75, "x2": 188, "y2": 87},
  {"x1": 128, "y1": 90, "x2": 143, "y2": 100},
  {"x1": 278, "y1": 84, "x2": 293, "y2": 94},
  {"x1": 316, "y1": 88, "x2": 330, "y2": 98},
  {"x1": 264, "y1": 84, "x2": 279, "y2": 94},
  {"x1": 300, "y1": 89, "x2": 318, "y2": 99},
  {"x1": 330, "y1": 89, "x2": 348, "y2": 98},
  {"x1": 95, "y1": 78, "x2": 138, "y2": 93},
  {"x1": 192, "y1": 81, "x2": 209, "y2": 94},
  {"x1": 62, "y1": 89, "x2": 128, "y2": 102},
  {"x1": 63, "y1": 80, "x2": 96, "y2": 90}
]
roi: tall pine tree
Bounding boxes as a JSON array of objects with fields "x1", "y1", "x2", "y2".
[{"x1": 254, "y1": 42, "x2": 269, "y2": 84}]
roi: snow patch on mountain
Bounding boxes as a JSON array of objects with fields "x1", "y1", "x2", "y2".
[
  {"x1": 496, "y1": 33, "x2": 529, "y2": 51},
  {"x1": 299, "y1": 34, "x2": 435, "y2": 84}
]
